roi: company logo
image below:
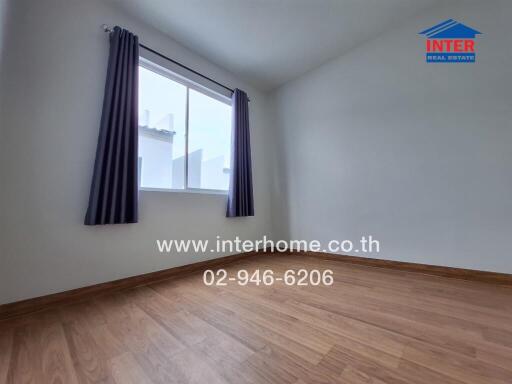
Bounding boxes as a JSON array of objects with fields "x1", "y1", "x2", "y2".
[{"x1": 419, "y1": 19, "x2": 482, "y2": 63}]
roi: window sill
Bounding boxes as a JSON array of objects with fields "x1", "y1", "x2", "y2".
[{"x1": 139, "y1": 187, "x2": 228, "y2": 196}]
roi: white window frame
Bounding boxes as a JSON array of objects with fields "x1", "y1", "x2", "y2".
[{"x1": 138, "y1": 57, "x2": 232, "y2": 195}]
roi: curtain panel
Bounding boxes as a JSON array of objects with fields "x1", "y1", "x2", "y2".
[
  {"x1": 85, "y1": 26, "x2": 139, "y2": 225},
  {"x1": 226, "y1": 89, "x2": 254, "y2": 217}
]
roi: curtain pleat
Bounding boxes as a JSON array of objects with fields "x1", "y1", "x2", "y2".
[{"x1": 85, "y1": 26, "x2": 139, "y2": 225}]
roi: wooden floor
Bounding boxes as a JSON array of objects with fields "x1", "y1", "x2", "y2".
[{"x1": 1, "y1": 254, "x2": 512, "y2": 384}]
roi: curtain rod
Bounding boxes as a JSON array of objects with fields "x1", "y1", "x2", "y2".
[{"x1": 101, "y1": 24, "x2": 246, "y2": 99}]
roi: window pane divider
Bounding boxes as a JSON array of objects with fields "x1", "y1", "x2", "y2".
[{"x1": 184, "y1": 87, "x2": 190, "y2": 190}]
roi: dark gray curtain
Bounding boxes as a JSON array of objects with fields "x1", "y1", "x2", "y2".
[
  {"x1": 85, "y1": 26, "x2": 139, "y2": 225},
  {"x1": 227, "y1": 89, "x2": 254, "y2": 217}
]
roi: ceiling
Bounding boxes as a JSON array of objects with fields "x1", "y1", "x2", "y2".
[{"x1": 107, "y1": 0, "x2": 438, "y2": 91}]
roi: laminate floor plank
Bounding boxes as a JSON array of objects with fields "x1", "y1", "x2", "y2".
[{"x1": 0, "y1": 328, "x2": 13, "y2": 384}]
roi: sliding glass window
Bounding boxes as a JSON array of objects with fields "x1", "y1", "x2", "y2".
[{"x1": 138, "y1": 59, "x2": 232, "y2": 193}]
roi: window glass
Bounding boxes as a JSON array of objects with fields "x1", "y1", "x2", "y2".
[
  {"x1": 138, "y1": 63, "x2": 232, "y2": 192},
  {"x1": 138, "y1": 66, "x2": 186, "y2": 189},
  {"x1": 188, "y1": 89, "x2": 232, "y2": 190}
]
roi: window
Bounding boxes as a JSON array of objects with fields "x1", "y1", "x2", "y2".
[{"x1": 138, "y1": 59, "x2": 232, "y2": 192}]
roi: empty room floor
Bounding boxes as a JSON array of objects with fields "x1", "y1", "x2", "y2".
[{"x1": 1, "y1": 253, "x2": 511, "y2": 384}]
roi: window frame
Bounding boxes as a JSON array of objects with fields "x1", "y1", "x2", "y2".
[{"x1": 138, "y1": 57, "x2": 232, "y2": 195}]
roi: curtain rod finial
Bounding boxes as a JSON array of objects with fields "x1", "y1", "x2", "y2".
[{"x1": 101, "y1": 24, "x2": 113, "y2": 33}]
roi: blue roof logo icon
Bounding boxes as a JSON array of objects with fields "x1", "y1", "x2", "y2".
[{"x1": 419, "y1": 19, "x2": 482, "y2": 39}]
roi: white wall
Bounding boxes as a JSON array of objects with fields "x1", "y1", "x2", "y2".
[
  {"x1": 273, "y1": 0, "x2": 512, "y2": 273},
  {"x1": 0, "y1": 0, "x2": 7, "y2": 61},
  {"x1": 0, "y1": 0, "x2": 10, "y2": 134},
  {"x1": 0, "y1": 0, "x2": 276, "y2": 304}
]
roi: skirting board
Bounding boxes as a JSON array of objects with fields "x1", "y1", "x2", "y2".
[
  {"x1": 1, "y1": 250, "x2": 511, "y2": 320},
  {"x1": 292, "y1": 250, "x2": 512, "y2": 287},
  {"x1": 0, "y1": 251, "x2": 263, "y2": 321}
]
